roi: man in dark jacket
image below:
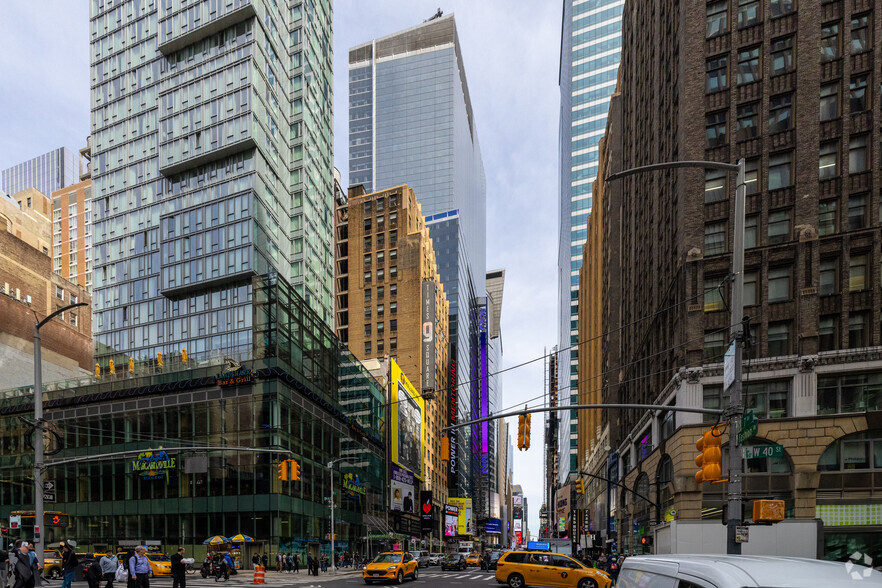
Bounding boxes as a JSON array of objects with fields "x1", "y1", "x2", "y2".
[
  {"x1": 170, "y1": 548, "x2": 186, "y2": 588},
  {"x1": 13, "y1": 543, "x2": 41, "y2": 588},
  {"x1": 60, "y1": 543, "x2": 77, "y2": 588},
  {"x1": 0, "y1": 545, "x2": 9, "y2": 588}
]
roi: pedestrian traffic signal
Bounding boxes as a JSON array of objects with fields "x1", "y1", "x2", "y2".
[
  {"x1": 290, "y1": 459, "x2": 301, "y2": 481},
  {"x1": 182, "y1": 347, "x2": 188, "y2": 365},
  {"x1": 109, "y1": 359, "x2": 115, "y2": 375},
  {"x1": 157, "y1": 352, "x2": 164, "y2": 369},
  {"x1": 441, "y1": 436, "x2": 450, "y2": 461},
  {"x1": 278, "y1": 461, "x2": 289, "y2": 481},
  {"x1": 524, "y1": 413, "x2": 531, "y2": 450},
  {"x1": 575, "y1": 478, "x2": 585, "y2": 495},
  {"x1": 517, "y1": 414, "x2": 526, "y2": 450},
  {"x1": 695, "y1": 426, "x2": 723, "y2": 483},
  {"x1": 128, "y1": 357, "x2": 135, "y2": 375}
]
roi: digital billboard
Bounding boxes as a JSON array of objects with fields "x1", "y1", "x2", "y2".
[
  {"x1": 444, "y1": 504, "x2": 459, "y2": 537},
  {"x1": 390, "y1": 359, "x2": 425, "y2": 479},
  {"x1": 448, "y1": 497, "x2": 473, "y2": 536},
  {"x1": 390, "y1": 464, "x2": 416, "y2": 514},
  {"x1": 421, "y1": 280, "x2": 436, "y2": 391},
  {"x1": 479, "y1": 307, "x2": 489, "y2": 474}
]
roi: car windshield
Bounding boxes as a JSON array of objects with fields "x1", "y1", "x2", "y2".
[
  {"x1": 410, "y1": 552, "x2": 421, "y2": 558},
  {"x1": 147, "y1": 555, "x2": 170, "y2": 561},
  {"x1": 446, "y1": 554, "x2": 460, "y2": 560},
  {"x1": 373, "y1": 554, "x2": 402, "y2": 564}
]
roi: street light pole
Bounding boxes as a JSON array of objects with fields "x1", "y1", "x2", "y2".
[
  {"x1": 327, "y1": 458, "x2": 345, "y2": 573},
  {"x1": 33, "y1": 301, "x2": 87, "y2": 565}
]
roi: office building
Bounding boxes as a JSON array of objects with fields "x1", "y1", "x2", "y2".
[
  {"x1": 348, "y1": 13, "x2": 488, "y2": 504},
  {"x1": 587, "y1": 0, "x2": 882, "y2": 559},
  {"x1": 0, "y1": 188, "x2": 53, "y2": 255},
  {"x1": 557, "y1": 0, "x2": 624, "y2": 484},
  {"x1": 52, "y1": 180, "x2": 94, "y2": 290},
  {"x1": 1, "y1": 147, "x2": 78, "y2": 199}
]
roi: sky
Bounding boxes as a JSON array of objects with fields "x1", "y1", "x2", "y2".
[{"x1": 0, "y1": 0, "x2": 563, "y2": 539}]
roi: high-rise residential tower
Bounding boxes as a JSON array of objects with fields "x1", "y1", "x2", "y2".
[
  {"x1": 90, "y1": 0, "x2": 335, "y2": 364},
  {"x1": 557, "y1": 0, "x2": 623, "y2": 483},
  {"x1": 1, "y1": 147, "x2": 78, "y2": 199},
  {"x1": 348, "y1": 13, "x2": 487, "y2": 503}
]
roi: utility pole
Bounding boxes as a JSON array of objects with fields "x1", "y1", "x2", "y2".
[{"x1": 328, "y1": 461, "x2": 336, "y2": 572}]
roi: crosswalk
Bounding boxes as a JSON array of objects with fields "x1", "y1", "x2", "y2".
[{"x1": 419, "y1": 572, "x2": 497, "y2": 581}]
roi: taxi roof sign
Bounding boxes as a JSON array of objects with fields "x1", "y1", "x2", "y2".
[{"x1": 526, "y1": 541, "x2": 550, "y2": 551}]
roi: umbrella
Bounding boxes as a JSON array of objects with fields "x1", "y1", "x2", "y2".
[
  {"x1": 203, "y1": 536, "x2": 230, "y2": 545},
  {"x1": 229, "y1": 534, "x2": 254, "y2": 543}
]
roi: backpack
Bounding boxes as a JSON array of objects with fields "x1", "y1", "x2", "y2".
[{"x1": 610, "y1": 562, "x2": 618, "y2": 571}]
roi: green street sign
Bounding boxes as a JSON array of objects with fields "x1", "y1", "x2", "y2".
[
  {"x1": 738, "y1": 410, "x2": 759, "y2": 444},
  {"x1": 743, "y1": 444, "x2": 783, "y2": 459}
]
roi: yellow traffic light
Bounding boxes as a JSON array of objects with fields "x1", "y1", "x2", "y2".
[
  {"x1": 695, "y1": 426, "x2": 723, "y2": 483},
  {"x1": 517, "y1": 414, "x2": 526, "y2": 450},
  {"x1": 157, "y1": 352, "x2": 164, "y2": 369},
  {"x1": 109, "y1": 359, "x2": 115, "y2": 375},
  {"x1": 575, "y1": 478, "x2": 585, "y2": 495},
  {"x1": 290, "y1": 459, "x2": 301, "y2": 481},
  {"x1": 182, "y1": 347, "x2": 188, "y2": 365},
  {"x1": 441, "y1": 436, "x2": 450, "y2": 461},
  {"x1": 278, "y1": 461, "x2": 289, "y2": 481},
  {"x1": 128, "y1": 357, "x2": 135, "y2": 375},
  {"x1": 94, "y1": 363, "x2": 101, "y2": 378},
  {"x1": 524, "y1": 413, "x2": 531, "y2": 450}
]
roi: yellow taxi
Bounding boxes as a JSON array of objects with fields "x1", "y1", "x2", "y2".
[
  {"x1": 495, "y1": 551, "x2": 611, "y2": 588},
  {"x1": 363, "y1": 551, "x2": 419, "y2": 584},
  {"x1": 117, "y1": 552, "x2": 172, "y2": 576},
  {"x1": 43, "y1": 551, "x2": 63, "y2": 579},
  {"x1": 467, "y1": 553, "x2": 482, "y2": 566}
]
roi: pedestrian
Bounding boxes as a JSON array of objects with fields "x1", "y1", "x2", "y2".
[
  {"x1": 483, "y1": 552, "x2": 491, "y2": 572},
  {"x1": 276, "y1": 552, "x2": 282, "y2": 573},
  {"x1": 87, "y1": 557, "x2": 103, "y2": 588},
  {"x1": 0, "y1": 544, "x2": 8, "y2": 588},
  {"x1": 60, "y1": 542, "x2": 78, "y2": 588},
  {"x1": 100, "y1": 551, "x2": 117, "y2": 588},
  {"x1": 222, "y1": 553, "x2": 233, "y2": 579},
  {"x1": 251, "y1": 553, "x2": 259, "y2": 570},
  {"x1": 320, "y1": 554, "x2": 327, "y2": 573},
  {"x1": 286, "y1": 555, "x2": 293, "y2": 574},
  {"x1": 260, "y1": 554, "x2": 268, "y2": 570},
  {"x1": 12, "y1": 543, "x2": 40, "y2": 588},
  {"x1": 128, "y1": 547, "x2": 152, "y2": 588},
  {"x1": 170, "y1": 547, "x2": 186, "y2": 588},
  {"x1": 293, "y1": 554, "x2": 299, "y2": 574}
]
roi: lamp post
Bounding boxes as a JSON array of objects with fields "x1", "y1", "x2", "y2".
[
  {"x1": 327, "y1": 458, "x2": 345, "y2": 572},
  {"x1": 33, "y1": 301, "x2": 87, "y2": 565}
]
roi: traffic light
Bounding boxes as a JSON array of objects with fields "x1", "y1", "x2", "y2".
[
  {"x1": 695, "y1": 426, "x2": 723, "y2": 483},
  {"x1": 753, "y1": 499, "x2": 785, "y2": 523},
  {"x1": 128, "y1": 357, "x2": 135, "y2": 375},
  {"x1": 524, "y1": 413, "x2": 531, "y2": 450},
  {"x1": 157, "y1": 352, "x2": 164, "y2": 369},
  {"x1": 575, "y1": 478, "x2": 585, "y2": 495},
  {"x1": 290, "y1": 459, "x2": 301, "y2": 481},
  {"x1": 278, "y1": 461, "x2": 289, "y2": 481},
  {"x1": 109, "y1": 359, "x2": 115, "y2": 375},
  {"x1": 94, "y1": 363, "x2": 100, "y2": 378},
  {"x1": 441, "y1": 436, "x2": 450, "y2": 461},
  {"x1": 182, "y1": 347, "x2": 188, "y2": 365},
  {"x1": 517, "y1": 414, "x2": 526, "y2": 450}
]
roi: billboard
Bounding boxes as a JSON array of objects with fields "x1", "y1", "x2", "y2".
[
  {"x1": 420, "y1": 491, "x2": 434, "y2": 534},
  {"x1": 556, "y1": 486, "x2": 570, "y2": 537},
  {"x1": 448, "y1": 497, "x2": 473, "y2": 536},
  {"x1": 390, "y1": 464, "x2": 416, "y2": 514},
  {"x1": 421, "y1": 280, "x2": 436, "y2": 391},
  {"x1": 513, "y1": 519, "x2": 522, "y2": 532},
  {"x1": 444, "y1": 504, "x2": 459, "y2": 537},
  {"x1": 448, "y1": 356, "x2": 458, "y2": 489},
  {"x1": 486, "y1": 518, "x2": 502, "y2": 534},
  {"x1": 479, "y1": 306, "x2": 489, "y2": 474},
  {"x1": 391, "y1": 359, "x2": 425, "y2": 479}
]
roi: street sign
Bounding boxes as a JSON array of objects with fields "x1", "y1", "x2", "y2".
[
  {"x1": 43, "y1": 493, "x2": 56, "y2": 503},
  {"x1": 723, "y1": 342, "x2": 735, "y2": 390},
  {"x1": 735, "y1": 525, "x2": 749, "y2": 543},
  {"x1": 10, "y1": 515, "x2": 20, "y2": 529},
  {"x1": 743, "y1": 444, "x2": 783, "y2": 459},
  {"x1": 43, "y1": 481, "x2": 55, "y2": 491},
  {"x1": 738, "y1": 410, "x2": 759, "y2": 444}
]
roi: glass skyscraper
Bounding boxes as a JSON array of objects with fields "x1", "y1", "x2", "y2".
[
  {"x1": 1, "y1": 147, "x2": 78, "y2": 198},
  {"x1": 89, "y1": 0, "x2": 335, "y2": 363},
  {"x1": 557, "y1": 0, "x2": 622, "y2": 481},
  {"x1": 348, "y1": 13, "x2": 487, "y2": 501}
]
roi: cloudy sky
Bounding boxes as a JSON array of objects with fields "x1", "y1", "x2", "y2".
[{"x1": 0, "y1": 1, "x2": 563, "y2": 538}]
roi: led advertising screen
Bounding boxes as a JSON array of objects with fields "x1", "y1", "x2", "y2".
[
  {"x1": 390, "y1": 359, "x2": 425, "y2": 479},
  {"x1": 390, "y1": 464, "x2": 416, "y2": 514},
  {"x1": 448, "y1": 497, "x2": 473, "y2": 536},
  {"x1": 444, "y1": 504, "x2": 459, "y2": 537}
]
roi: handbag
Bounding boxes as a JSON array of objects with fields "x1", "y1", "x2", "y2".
[{"x1": 115, "y1": 564, "x2": 127, "y2": 582}]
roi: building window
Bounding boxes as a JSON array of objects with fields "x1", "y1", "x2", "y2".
[
  {"x1": 704, "y1": 277, "x2": 726, "y2": 312},
  {"x1": 376, "y1": 268, "x2": 384, "y2": 281},
  {"x1": 848, "y1": 194, "x2": 867, "y2": 230},
  {"x1": 771, "y1": 36, "x2": 794, "y2": 75},
  {"x1": 389, "y1": 266, "x2": 398, "y2": 279},
  {"x1": 768, "y1": 94, "x2": 792, "y2": 133},
  {"x1": 390, "y1": 319, "x2": 397, "y2": 332},
  {"x1": 390, "y1": 301, "x2": 397, "y2": 315},
  {"x1": 377, "y1": 304, "x2": 384, "y2": 317},
  {"x1": 737, "y1": 47, "x2": 760, "y2": 84},
  {"x1": 768, "y1": 266, "x2": 791, "y2": 301},
  {"x1": 376, "y1": 216, "x2": 385, "y2": 231},
  {"x1": 819, "y1": 200, "x2": 838, "y2": 236},
  {"x1": 850, "y1": 254, "x2": 868, "y2": 291},
  {"x1": 820, "y1": 258, "x2": 838, "y2": 295},
  {"x1": 744, "y1": 215, "x2": 758, "y2": 248},
  {"x1": 55, "y1": 286, "x2": 64, "y2": 300},
  {"x1": 364, "y1": 341, "x2": 372, "y2": 355},
  {"x1": 363, "y1": 218, "x2": 371, "y2": 232},
  {"x1": 377, "y1": 340, "x2": 385, "y2": 354},
  {"x1": 363, "y1": 254, "x2": 372, "y2": 269},
  {"x1": 390, "y1": 284, "x2": 397, "y2": 297},
  {"x1": 364, "y1": 323, "x2": 371, "y2": 337},
  {"x1": 70, "y1": 293, "x2": 78, "y2": 305},
  {"x1": 850, "y1": 76, "x2": 869, "y2": 112},
  {"x1": 376, "y1": 198, "x2": 385, "y2": 212},
  {"x1": 819, "y1": 141, "x2": 839, "y2": 179},
  {"x1": 376, "y1": 251, "x2": 385, "y2": 266},
  {"x1": 745, "y1": 158, "x2": 759, "y2": 195},
  {"x1": 849, "y1": 135, "x2": 869, "y2": 174},
  {"x1": 851, "y1": 14, "x2": 871, "y2": 53},
  {"x1": 768, "y1": 152, "x2": 792, "y2": 189},
  {"x1": 704, "y1": 330, "x2": 727, "y2": 361},
  {"x1": 706, "y1": 55, "x2": 728, "y2": 93},
  {"x1": 737, "y1": 0, "x2": 761, "y2": 28},
  {"x1": 363, "y1": 236, "x2": 371, "y2": 251},
  {"x1": 389, "y1": 193, "x2": 398, "y2": 208},
  {"x1": 817, "y1": 372, "x2": 882, "y2": 415},
  {"x1": 744, "y1": 271, "x2": 758, "y2": 306},
  {"x1": 705, "y1": 169, "x2": 727, "y2": 203},
  {"x1": 364, "y1": 306, "x2": 372, "y2": 319},
  {"x1": 770, "y1": 0, "x2": 795, "y2": 18},
  {"x1": 70, "y1": 313, "x2": 78, "y2": 327},
  {"x1": 704, "y1": 221, "x2": 727, "y2": 255},
  {"x1": 745, "y1": 380, "x2": 790, "y2": 418},
  {"x1": 377, "y1": 322, "x2": 384, "y2": 335},
  {"x1": 377, "y1": 286, "x2": 385, "y2": 300},
  {"x1": 364, "y1": 201, "x2": 372, "y2": 215},
  {"x1": 768, "y1": 209, "x2": 791, "y2": 244},
  {"x1": 706, "y1": 111, "x2": 727, "y2": 148},
  {"x1": 364, "y1": 271, "x2": 371, "y2": 284},
  {"x1": 768, "y1": 322, "x2": 791, "y2": 356},
  {"x1": 377, "y1": 233, "x2": 385, "y2": 248},
  {"x1": 389, "y1": 249, "x2": 397, "y2": 262},
  {"x1": 849, "y1": 313, "x2": 868, "y2": 348},
  {"x1": 707, "y1": 1, "x2": 728, "y2": 38},
  {"x1": 390, "y1": 337, "x2": 397, "y2": 352},
  {"x1": 820, "y1": 83, "x2": 839, "y2": 121},
  {"x1": 819, "y1": 316, "x2": 839, "y2": 352},
  {"x1": 364, "y1": 288, "x2": 372, "y2": 302},
  {"x1": 821, "y1": 22, "x2": 841, "y2": 62},
  {"x1": 736, "y1": 103, "x2": 759, "y2": 140}
]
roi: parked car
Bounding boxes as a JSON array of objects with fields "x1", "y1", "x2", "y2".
[
  {"x1": 494, "y1": 550, "x2": 611, "y2": 588},
  {"x1": 409, "y1": 551, "x2": 431, "y2": 568},
  {"x1": 363, "y1": 552, "x2": 418, "y2": 584},
  {"x1": 618, "y1": 554, "x2": 882, "y2": 587},
  {"x1": 428, "y1": 553, "x2": 444, "y2": 566},
  {"x1": 441, "y1": 554, "x2": 467, "y2": 571}
]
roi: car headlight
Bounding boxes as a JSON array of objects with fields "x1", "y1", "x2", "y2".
[{"x1": 387, "y1": 566, "x2": 397, "y2": 571}]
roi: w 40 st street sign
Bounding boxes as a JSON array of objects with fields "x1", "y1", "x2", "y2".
[{"x1": 743, "y1": 444, "x2": 783, "y2": 459}]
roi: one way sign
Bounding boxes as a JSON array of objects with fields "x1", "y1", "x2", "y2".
[{"x1": 43, "y1": 481, "x2": 54, "y2": 491}]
